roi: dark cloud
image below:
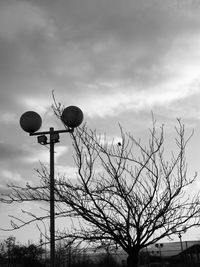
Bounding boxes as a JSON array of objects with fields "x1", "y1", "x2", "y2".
[
  {"x1": 45, "y1": 0, "x2": 200, "y2": 49},
  {"x1": 0, "y1": 0, "x2": 199, "y2": 119},
  {"x1": 0, "y1": 142, "x2": 27, "y2": 162}
]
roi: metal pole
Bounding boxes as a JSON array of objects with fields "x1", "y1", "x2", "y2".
[
  {"x1": 179, "y1": 233, "x2": 183, "y2": 252},
  {"x1": 50, "y1": 127, "x2": 55, "y2": 267}
]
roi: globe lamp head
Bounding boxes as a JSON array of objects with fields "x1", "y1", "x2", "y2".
[
  {"x1": 20, "y1": 111, "x2": 42, "y2": 133},
  {"x1": 61, "y1": 106, "x2": 83, "y2": 128}
]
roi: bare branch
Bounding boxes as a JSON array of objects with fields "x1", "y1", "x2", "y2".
[{"x1": 1, "y1": 113, "x2": 199, "y2": 266}]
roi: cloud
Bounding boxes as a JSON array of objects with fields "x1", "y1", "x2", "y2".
[
  {"x1": 48, "y1": 0, "x2": 200, "y2": 43},
  {"x1": 0, "y1": 1, "x2": 54, "y2": 41},
  {"x1": 0, "y1": 140, "x2": 68, "y2": 168},
  {"x1": 55, "y1": 165, "x2": 79, "y2": 180},
  {"x1": 73, "y1": 78, "x2": 200, "y2": 119},
  {"x1": 0, "y1": 142, "x2": 27, "y2": 162},
  {"x1": 23, "y1": 145, "x2": 68, "y2": 164},
  {"x1": 40, "y1": 0, "x2": 200, "y2": 121},
  {"x1": 0, "y1": 169, "x2": 24, "y2": 195},
  {"x1": 20, "y1": 97, "x2": 53, "y2": 115},
  {"x1": 0, "y1": 169, "x2": 23, "y2": 183},
  {"x1": 0, "y1": 113, "x2": 17, "y2": 124},
  {"x1": 0, "y1": 0, "x2": 200, "y2": 122},
  {"x1": 0, "y1": 1, "x2": 56, "y2": 117}
]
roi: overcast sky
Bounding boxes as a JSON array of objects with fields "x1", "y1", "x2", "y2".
[{"x1": 1, "y1": 0, "x2": 200, "y2": 244}]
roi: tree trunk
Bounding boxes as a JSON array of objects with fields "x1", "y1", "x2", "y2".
[{"x1": 127, "y1": 248, "x2": 139, "y2": 267}]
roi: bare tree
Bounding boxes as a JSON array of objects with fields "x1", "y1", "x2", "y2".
[{"x1": 1, "y1": 114, "x2": 200, "y2": 267}]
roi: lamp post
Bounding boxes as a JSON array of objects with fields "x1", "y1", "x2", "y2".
[
  {"x1": 172, "y1": 226, "x2": 187, "y2": 252},
  {"x1": 39, "y1": 219, "x2": 48, "y2": 266},
  {"x1": 20, "y1": 106, "x2": 84, "y2": 267},
  {"x1": 155, "y1": 243, "x2": 163, "y2": 258},
  {"x1": 155, "y1": 243, "x2": 163, "y2": 266}
]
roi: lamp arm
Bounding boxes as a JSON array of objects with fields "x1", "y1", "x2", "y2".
[{"x1": 29, "y1": 128, "x2": 74, "y2": 136}]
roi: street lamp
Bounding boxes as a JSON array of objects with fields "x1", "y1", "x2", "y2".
[
  {"x1": 172, "y1": 226, "x2": 187, "y2": 252},
  {"x1": 20, "y1": 106, "x2": 84, "y2": 267},
  {"x1": 155, "y1": 243, "x2": 163, "y2": 258}
]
